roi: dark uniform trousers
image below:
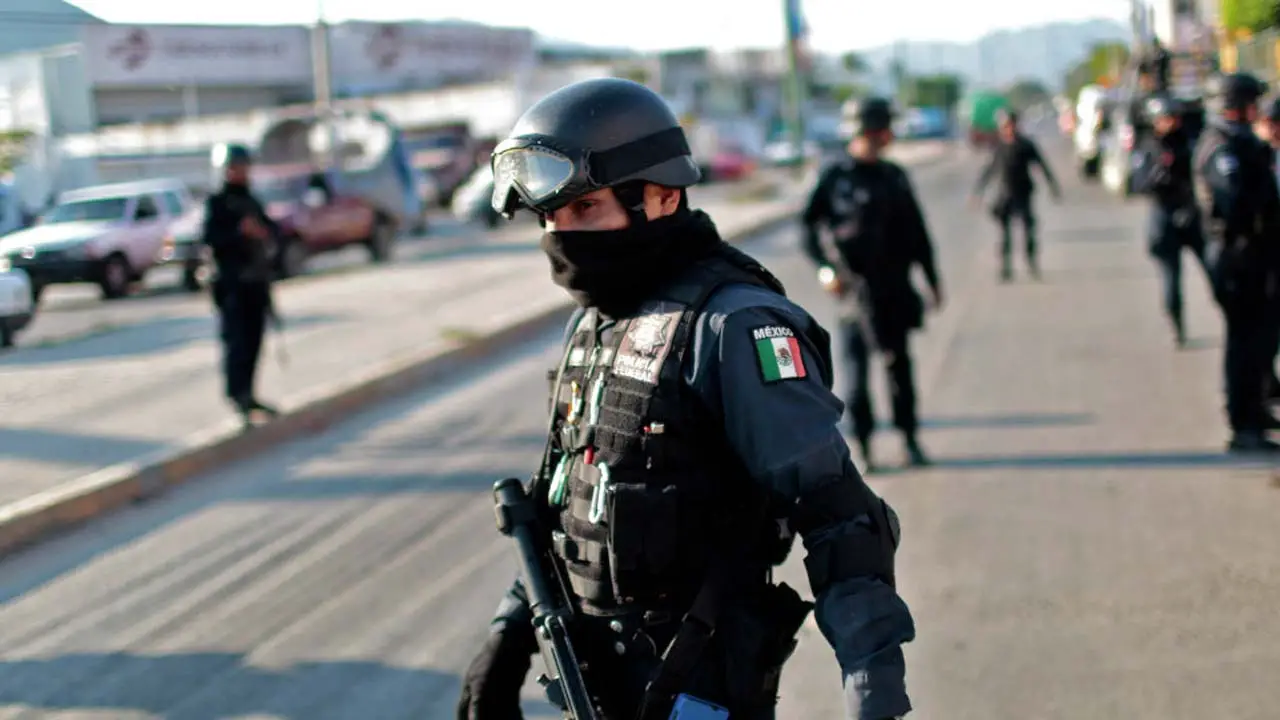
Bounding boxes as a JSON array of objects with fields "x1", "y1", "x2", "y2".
[
  {"x1": 997, "y1": 193, "x2": 1037, "y2": 270},
  {"x1": 214, "y1": 277, "x2": 270, "y2": 403},
  {"x1": 842, "y1": 320, "x2": 917, "y2": 443},
  {"x1": 1147, "y1": 205, "x2": 1208, "y2": 329}
]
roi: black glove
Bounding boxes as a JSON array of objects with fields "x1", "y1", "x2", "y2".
[{"x1": 456, "y1": 628, "x2": 537, "y2": 720}]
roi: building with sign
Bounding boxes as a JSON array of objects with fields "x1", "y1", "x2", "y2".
[{"x1": 0, "y1": 19, "x2": 539, "y2": 132}]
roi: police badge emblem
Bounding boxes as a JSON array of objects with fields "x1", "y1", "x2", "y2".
[{"x1": 613, "y1": 310, "x2": 681, "y2": 384}]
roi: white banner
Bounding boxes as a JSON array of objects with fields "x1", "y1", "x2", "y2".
[
  {"x1": 328, "y1": 22, "x2": 535, "y2": 90},
  {"x1": 81, "y1": 25, "x2": 312, "y2": 88}
]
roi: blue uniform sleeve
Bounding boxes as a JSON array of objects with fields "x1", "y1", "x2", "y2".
[
  {"x1": 1198, "y1": 135, "x2": 1247, "y2": 234},
  {"x1": 683, "y1": 284, "x2": 915, "y2": 720}
]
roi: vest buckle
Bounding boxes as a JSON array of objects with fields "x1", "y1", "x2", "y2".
[{"x1": 587, "y1": 460, "x2": 612, "y2": 525}]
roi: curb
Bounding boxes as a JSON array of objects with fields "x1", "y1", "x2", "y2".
[{"x1": 0, "y1": 207, "x2": 806, "y2": 558}]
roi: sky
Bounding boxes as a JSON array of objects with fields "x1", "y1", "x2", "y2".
[{"x1": 66, "y1": 0, "x2": 1133, "y2": 53}]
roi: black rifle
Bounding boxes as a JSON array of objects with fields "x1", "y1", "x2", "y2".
[{"x1": 493, "y1": 477, "x2": 598, "y2": 720}]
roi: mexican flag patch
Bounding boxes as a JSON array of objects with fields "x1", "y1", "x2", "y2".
[{"x1": 752, "y1": 325, "x2": 807, "y2": 382}]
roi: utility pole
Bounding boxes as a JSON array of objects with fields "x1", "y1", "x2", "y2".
[
  {"x1": 311, "y1": 0, "x2": 337, "y2": 168},
  {"x1": 782, "y1": 0, "x2": 807, "y2": 177}
]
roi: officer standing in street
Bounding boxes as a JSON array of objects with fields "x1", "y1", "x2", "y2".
[
  {"x1": 202, "y1": 144, "x2": 280, "y2": 427},
  {"x1": 970, "y1": 108, "x2": 1062, "y2": 282},
  {"x1": 455, "y1": 78, "x2": 914, "y2": 720},
  {"x1": 1253, "y1": 95, "x2": 1280, "y2": 401},
  {"x1": 1131, "y1": 95, "x2": 1208, "y2": 347},
  {"x1": 1193, "y1": 72, "x2": 1280, "y2": 452},
  {"x1": 800, "y1": 97, "x2": 943, "y2": 471}
]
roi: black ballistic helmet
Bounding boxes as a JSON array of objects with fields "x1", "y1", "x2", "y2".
[
  {"x1": 211, "y1": 143, "x2": 253, "y2": 169},
  {"x1": 1207, "y1": 72, "x2": 1267, "y2": 112},
  {"x1": 490, "y1": 77, "x2": 701, "y2": 219},
  {"x1": 1266, "y1": 95, "x2": 1280, "y2": 122},
  {"x1": 1145, "y1": 94, "x2": 1182, "y2": 121},
  {"x1": 840, "y1": 97, "x2": 895, "y2": 137}
]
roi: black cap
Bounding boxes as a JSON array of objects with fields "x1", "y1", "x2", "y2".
[
  {"x1": 840, "y1": 97, "x2": 895, "y2": 136},
  {"x1": 1207, "y1": 72, "x2": 1268, "y2": 111}
]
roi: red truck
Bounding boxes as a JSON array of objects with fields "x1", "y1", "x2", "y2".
[{"x1": 251, "y1": 163, "x2": 395, "y2": 278}]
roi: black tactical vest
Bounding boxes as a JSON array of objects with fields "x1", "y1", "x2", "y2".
[{"x1": 540, "y1": 250, "x2": 790, "y2": 616}]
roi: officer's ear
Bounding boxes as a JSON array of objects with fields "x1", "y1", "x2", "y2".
[{"x1": 642, "y1": 184, "x2": 683, "y2": 219}]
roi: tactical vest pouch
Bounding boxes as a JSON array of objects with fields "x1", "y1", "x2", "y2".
[
  {"x1": 607, "y1": 482, "x2": 681, "y2": 604},
  {"x1": 717, "y1": 581, "x2": 814, "y2": 709}
]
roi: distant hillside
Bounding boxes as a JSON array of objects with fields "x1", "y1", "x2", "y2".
[{"x1": 855, "y1": 19, "x2": 1131, "y2": 92}]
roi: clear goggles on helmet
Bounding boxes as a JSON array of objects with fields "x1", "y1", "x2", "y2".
[{"x1": 490, "y1": 127, "x2": 691, "y2": 217}]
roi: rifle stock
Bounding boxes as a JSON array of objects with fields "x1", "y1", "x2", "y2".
[{"x1": 493, "y1": 477, "x2": 598, "y2": 720}]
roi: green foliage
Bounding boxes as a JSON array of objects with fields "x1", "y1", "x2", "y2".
[
  {"x1": 842, "y1": 51, "x2": 867, "y2": 73},
  {"x1": 1062, "y1": 42, "x2": 1130, "y2": 102},
  {"x1": 1221, "y1": 0, "x2": 1279, "y2": 33},
  {"x1": 1005, "y1": 79, "x2": 1052, "y2": 110},
  {"x1": 0, "y1": 129, "x2": 32, "y2": 175},
  {"x1": 899, "y1": 74, "x2": 964, "y2": 109}
]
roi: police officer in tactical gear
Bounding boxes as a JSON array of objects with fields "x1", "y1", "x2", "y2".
[
  {"x1": 202, "y1": 144, "x2": 280, "y2": 427},
  {"x1": 456, "y1": 78, "x2": 914, "y2": 720},
  {"x1": 1131, "y1": 94, "x2": 1208, "y2": 347},
  {"x1": 1193, "y1": 72, "x2": 1280, "y2": 452},
  {"x1": 1254, "y1": 95, "x2": 1280, "y2": 401},
  {"x1": 800, "y1": 97, "x2": 942, "y2": 472},
  {"x1": 970, "y1": 108, "x2": 1061, "y2": 282}
]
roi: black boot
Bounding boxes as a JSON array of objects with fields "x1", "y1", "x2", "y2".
[
  {"x1": 904, "y1": 435, "x2": 931, "y2": 467},
  {"x1": 857, "y1": 437, "x2": 876, "y2": 474}
]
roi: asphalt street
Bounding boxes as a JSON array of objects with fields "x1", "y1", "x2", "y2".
[{"x1": 1, "y1": 137, "x2": 1277, "y2": 719}]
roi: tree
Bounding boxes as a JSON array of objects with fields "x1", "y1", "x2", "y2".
[
  {"x1": 841, "y1": 51, "x2": 867, "y2": 74},
  {"x1": 0, "y1": 130, "x2": 31, "y2": 175},
  {"x1": 1062, "y1": 42, "x2": 1130, "y2": 101},
  {"x1": 899, "y1": 74, "x2": 964, "y2": 109},
  {"x1": 1006, "y1": 79, "x2": 1051, "y2": 110},
  {"x1": 616, "y1": 64, "x2": 650, "y2": 86},
  {"x1": 1220, "y1": 0, "x2": 1279, "y2": 33}
]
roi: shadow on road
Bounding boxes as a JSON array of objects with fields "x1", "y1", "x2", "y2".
[
  {"x1": 896, "y1": 412, "x2": 1095, "y2": 431},
  {"x1": 1, "y1": 313, "x2": 344, "y2": 366},
  {"x1": 0, "y1": 652, "x2": 460, "y2": 719},
  {"x1": 927, "y1": 449, "x2": 1267, "y2": 471},
  {"x1": 0, "y1": 426, "x2": 168, "y2": 469}
]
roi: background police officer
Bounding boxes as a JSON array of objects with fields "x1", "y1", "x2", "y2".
[
  {"x1": 970, "y1": 108, "x2": 1061, "y2": 282},
  {"x1": 202, "y1": 144, "x2": 280, "y2": 427},
  {"x1": 1194, "y1": 72, "x2": 1280, "y2": 452},
  {"x1": 1254, "y1": 95, "x2": 1280, "y2": 401},
  {"x1": 801, "y1": 97, "x2": 942, "y2": 471},
  {"x1": 456, "y1": 78, "x2": 913, "y2": 720},
  {"x1": 1131, "y1": 95, "x2": 1207, "y2": 347}
]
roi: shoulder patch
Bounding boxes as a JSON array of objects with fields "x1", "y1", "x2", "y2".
[
  {"x1": 1215, "y1": 152, "x2": 1238, "y2": 175},
  {"x1": 750, "y1": 325, "x2": 807, "y2": 383}
]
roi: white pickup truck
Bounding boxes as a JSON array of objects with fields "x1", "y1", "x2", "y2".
[{"x1": 0, "y1": 178, "x2": 193, "y2": 302}]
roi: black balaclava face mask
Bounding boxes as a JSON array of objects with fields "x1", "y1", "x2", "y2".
[{"x1": 539, "y1": 196, "x2": 724, "y2": 318}]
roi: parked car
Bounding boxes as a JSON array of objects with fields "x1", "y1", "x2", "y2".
[
  {"x1": 0, "y1": 267, "x2": 34, "y2": 348},
  {"x1": 157, "y1": 203, "x2": 210, "y2": 292},
  {"x1": 0, "y1": 178, "x2": 191, "y2": 302},
  {"x1": 253, "y1": 167, "x2": 396, "y2": 278}
]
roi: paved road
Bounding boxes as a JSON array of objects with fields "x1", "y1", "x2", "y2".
[
  {"x1": 3, "y1": 137, "x2": 1277, "y2": 719},
  {"x1": 0, "y1": 142, "x2": 950, "y2": 508}
]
